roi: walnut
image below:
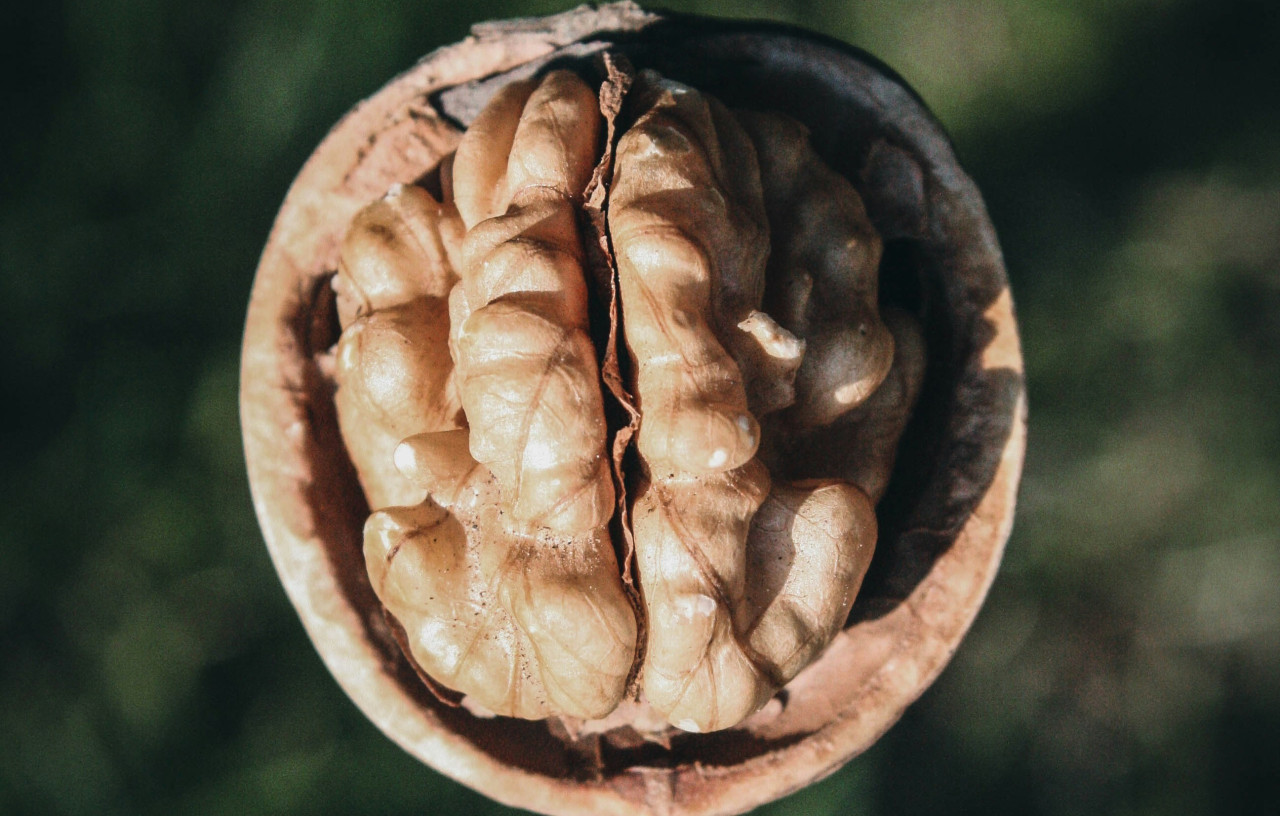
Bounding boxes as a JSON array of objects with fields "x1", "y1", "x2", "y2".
[{"x1": 241, "y1": 5, "x2": 1025, "y2": 815}]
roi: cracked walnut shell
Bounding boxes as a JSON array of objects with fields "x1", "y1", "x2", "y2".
[{"x1": 240, "y1": 4, "x2": 1026, "y2": 816}]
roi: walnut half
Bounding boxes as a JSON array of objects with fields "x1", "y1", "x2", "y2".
[{"x1": 241, "y1": 5, "x2": 1024, "y2": 814}]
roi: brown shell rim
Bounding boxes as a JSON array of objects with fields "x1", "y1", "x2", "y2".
[{"x1": 239, "y1": 4, "x2": 1027, "y2": 815}]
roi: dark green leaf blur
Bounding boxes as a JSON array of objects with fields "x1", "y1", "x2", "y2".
[{"x1": 2, "y1": 0, "x2": 1278, "y2": 814}]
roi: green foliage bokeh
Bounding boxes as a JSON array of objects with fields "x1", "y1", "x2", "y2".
[{"x1": 2, "y1": 1, "x2": 1278, "y2": 814}]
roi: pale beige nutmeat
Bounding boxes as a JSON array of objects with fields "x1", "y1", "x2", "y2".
[
  {"x1": 449, "y1": 71, "x2": 614, "y2": 536},
  {"x1": 331, "y1": 67, "x2": 922, "y2": 731},
  {"x1": 332, "y1": 184, "x2": 464, "y2": 510},
  {"x1": 366, "y1": 428, "x2": 636, "y2": 720},
  {"x1": 333, "y1": 72, "x2": 637, "y2": 720},
  {"x1": 610, "y1": 74, "x2": 879, "y2": 733}
]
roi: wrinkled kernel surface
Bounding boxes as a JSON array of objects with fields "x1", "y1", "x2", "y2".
[{"x1": 331, "y1": 67, "x2": 923, "y2": 731}]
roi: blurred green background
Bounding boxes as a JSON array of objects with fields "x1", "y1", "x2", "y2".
[{"x1": 3, "y1": 0, "x2": 1278, "y2": 813}]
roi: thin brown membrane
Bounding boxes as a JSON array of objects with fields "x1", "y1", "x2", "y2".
[{"x1": 577, "y1": 52, "x2": 648, "y2": 696}]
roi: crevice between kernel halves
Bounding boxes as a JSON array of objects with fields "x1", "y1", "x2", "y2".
[{"x1": 574, "y1": 49, "x2": 651, "y2": 701}]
